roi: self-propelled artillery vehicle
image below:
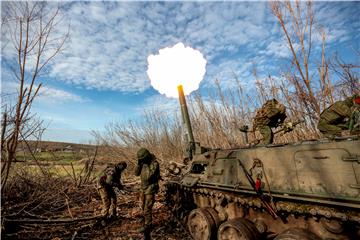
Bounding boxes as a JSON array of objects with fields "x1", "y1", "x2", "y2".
[{"x1": 165, "y1": 86, "x2": 360, "y2": 240}]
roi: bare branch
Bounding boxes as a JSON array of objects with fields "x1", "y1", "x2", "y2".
[{"x1": 1, "y1": 2, "x2": 69, "y2": 191}]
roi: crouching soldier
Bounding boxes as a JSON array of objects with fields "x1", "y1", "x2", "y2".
[
  {"x1": 97, "y1": 161, "x2": 127, "y2": 220},
  {"x1": 318, "y1": 95, "x2": 360, "y2": 139},
  {"x1": 135, "y1": 148, "x2": 160, "y2": 240},
  {"x1": 254, "y1": 99, "x2": 287, "y2": 144}
]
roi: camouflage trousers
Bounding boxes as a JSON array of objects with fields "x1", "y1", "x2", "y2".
[
  {"x1": 317, "y1": 119, "x2": 347, "y2": 138},
  {"x1": 98, "y1": 187, "x2": 117, "y2": 218},
  {"x1": 140, "y1": 193, "x2": 155, "y2": 228},
  {"x1": 258, "y1": 125, "x2": 273, "y2": 144}
]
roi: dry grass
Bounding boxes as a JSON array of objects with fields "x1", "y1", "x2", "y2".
[
  {"x1": 1, "y1": 162, "x2": 190, "y2": 240},
  {"x1": 94, "y1": 72, "x2": 350, "y2": 165}
]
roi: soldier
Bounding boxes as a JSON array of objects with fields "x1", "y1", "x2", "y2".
[
  {"x1": 97, "y1": 161, "x2": 127, "y2": 220},
  {"x1": 135, "y1": 148, "x2": 160, "y2": 240},
  {"x1": 254, "y1": 99, "x2": 287, "y2": 144},
  {"x1": 318, "y1": 95, "x2": 360, "y2": 139}
]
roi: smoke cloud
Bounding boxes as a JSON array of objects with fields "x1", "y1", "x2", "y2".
[{"x1": 147, "y1": 42, "x2": 207, "y2": 98}]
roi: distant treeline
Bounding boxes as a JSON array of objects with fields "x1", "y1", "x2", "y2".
[{"x1": 17, "y1": 140, "x2": 97, "y2": 153}]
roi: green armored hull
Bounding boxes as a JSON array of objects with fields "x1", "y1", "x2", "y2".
[{"x1": 166, "y1": 137, "x2": 360, "y2": 240}]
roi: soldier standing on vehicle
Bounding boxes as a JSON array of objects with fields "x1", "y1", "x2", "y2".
[
  {"x1": 318, "y1": 95, "x2": 360, "y2": 139},
  {"x1": 97, "y1": 161, "x2": 127, "y2": 220},
  {"x1": 254, "y1": 99, "x2": 287, "y2": 144},
  {"x1": 135, "y1": 148, "x2": 160, "y2": 240}
]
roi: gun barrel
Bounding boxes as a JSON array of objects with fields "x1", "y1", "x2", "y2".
[{"x1": 177, "y1": 85, "x2": 195, "y2": 144}]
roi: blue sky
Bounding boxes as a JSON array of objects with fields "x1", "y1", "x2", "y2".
[{"x1": 1, "y1": 1, "x2": 359, "y2": 143}]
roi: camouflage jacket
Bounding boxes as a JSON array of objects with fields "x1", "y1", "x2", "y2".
[
  {"x1": 135, "y1": 156, "x2": 160, "y2": 195},
  {"x1": 320, "y1": 100, "x2": 352, "y2": 124},
  {"x1": 254, "y1": 100, "x2": 286, "y2": 127},
  {"x1": 97, "y1": 165, "x2": 123, "y2": 189}
]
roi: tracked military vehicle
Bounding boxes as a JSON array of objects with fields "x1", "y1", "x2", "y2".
[{"x1": 165, "y1": 86, "x2": 360, "y2": 240}]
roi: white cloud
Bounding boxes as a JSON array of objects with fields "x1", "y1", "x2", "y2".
[
  {"x1": 23, "y1": 2, "x2": 273, "y2": 94},
  {"x1": 137, "y1": 94, "x2": 180, "y2": 115},
  {"x1": 1, "y1": 2, "x2": 70, "y2": 79},
  {"x1": 1, "y1": 80, "x2": 88, "y2": 105},
  {"x1": 37, "y1": 86, "x2": 89, "y2": 104},
  {"x1": 2, "y1": 1, "x2": 358, "y2": 96},
  {"x1": 262, "y1": 40, "x2": 292, "y2": 58}
]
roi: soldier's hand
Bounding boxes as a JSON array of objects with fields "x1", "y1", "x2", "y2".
[
  {"x1": 239, "y1": 125, "x2": 249, "y2": 132},
  {"x1": 283, "y1": 122, "x2": 294, "y2": 133}
]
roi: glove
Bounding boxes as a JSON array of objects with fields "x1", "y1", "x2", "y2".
[
  {"x1": 138, "y1": 159, "x2": 143, "y2": 165},
  {"x1": 283, "y1": 122, "x2": 294, "y2": 133}
]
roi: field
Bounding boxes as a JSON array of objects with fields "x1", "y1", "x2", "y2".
[{"x1": 1, "y1": 142, "x2": 189, "y2": 240}]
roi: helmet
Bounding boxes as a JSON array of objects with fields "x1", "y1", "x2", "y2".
[
  {"x1": 137, "y1": 148, "x2": 151, "y2": 160},
  {"x1": 116, "y1": 161, "x2": 127, "y2": 171}
]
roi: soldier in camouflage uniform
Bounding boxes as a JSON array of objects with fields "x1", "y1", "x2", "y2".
[
  {"x1": 318, "y1": 95, "x2": 360, "y2": 139},
  {"x1": 97, "y1": 161, "x2": 127, "y2": 219},
  {"x1": 254, "y1": 99, "x2": 287, "y2": 144},
  {"x1": 135, "y1": 148, "x2": 160, "y2": 240}
]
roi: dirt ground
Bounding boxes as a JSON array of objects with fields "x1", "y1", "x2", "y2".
[
  {"x1": 85, "y1": 192, "x2": 191, "y2": 240},
  {"x1": 2, "y1": 180, "x2": 191, "y2": 240}
]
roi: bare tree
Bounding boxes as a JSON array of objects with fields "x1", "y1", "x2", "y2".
[
  {"x1": 330, "y1": 54, "x2": 360, "y2": 97},
  {"x1": 317, "y1": 29, "x2": 334, "y2": 110},
  {"x1": 270, "y1": 0, "x2": 326, "y2": 120},
  {"x1": 270, "y1": 0, "x2": 360, "y2": 128},
  {"x1": 1, "y1": 2, "x2": 69, "y2": 191}
]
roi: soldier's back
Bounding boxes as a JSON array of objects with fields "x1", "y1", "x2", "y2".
[{"x1": 255, "y1": 100, "x2": 285, "y2": 125}]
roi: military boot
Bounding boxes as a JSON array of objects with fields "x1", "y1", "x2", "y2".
[{"x1": 143, "y1": 226, "x2": 151, "y2": 240}]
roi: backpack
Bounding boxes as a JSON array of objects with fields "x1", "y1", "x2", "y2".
[
  {"x1": 98, "y1": 165, "x2": 116, "y2": 186},
  {"x1": 254, "y1": 99, "x2": 286, "y2": 126}
]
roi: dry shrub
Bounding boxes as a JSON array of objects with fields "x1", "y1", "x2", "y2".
[
  {"x1": 93, "y1": 112, "x2": 185, "y2": 170},
  {"x1": 2, "y1": 164, "x2": 98, "y2": 219},
  {"x1": 94, "y1": 60, "x2": 357, "y2": 166},
  {"x1": 93, "y1": 78, "x2": 320, "y2": 165}
]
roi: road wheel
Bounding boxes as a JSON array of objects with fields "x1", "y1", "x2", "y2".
[
  {"x1": 187, "y1": 208, "x2": 217, "y2": 240},
  {"x1": 320, "y1": 218, "x2": 343, "y2": 234},
  {"x1": 204, "y1": 207, "x2": 220, "y2": 229},
  {"x1": 217, "y1": 218, "x2": 260, "y2": 240}
]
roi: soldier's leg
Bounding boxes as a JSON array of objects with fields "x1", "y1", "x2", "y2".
[
  {"x1": 109, "y1": 188, "x2": 117, "y2": 218},
  {"x1": 139, "y1": 192, "x2": 145, "y2": 225},
  {"x1": 258, "y1": 125, "x2": 273, "y2": 144},
  {"x1": 144, "y1": 194, "x2": 155, "y2": 227},
  {"x1": 318, "y1": 119, "x2": 342, "y2": 138},
  {"x1": 98, "y1": 187, "x2": 111, "y2": 217},
  {"x1": 140, "y1": 192, "x2": 145, "y2": 211}
]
